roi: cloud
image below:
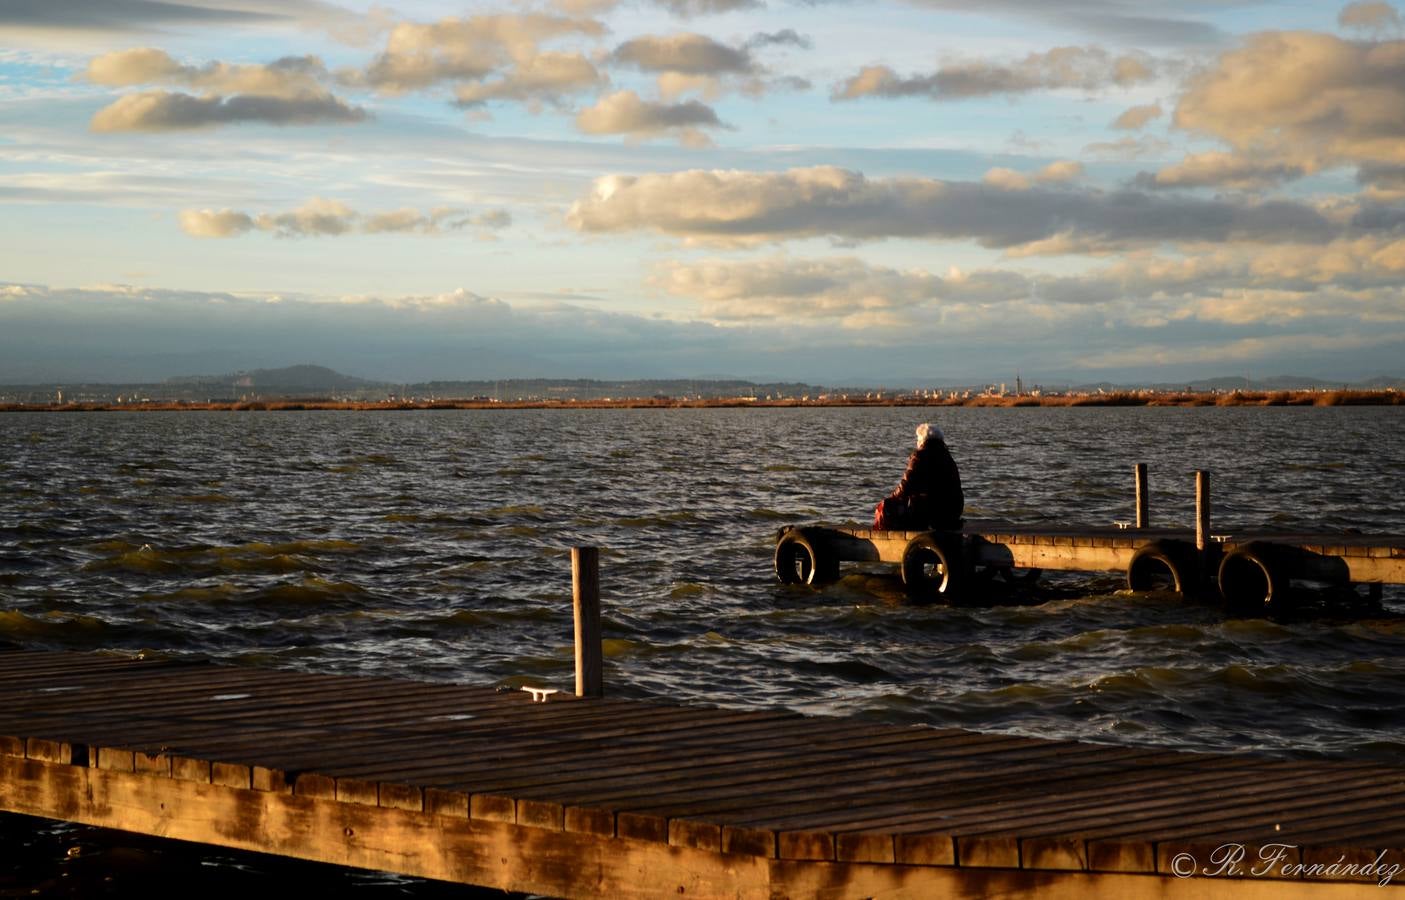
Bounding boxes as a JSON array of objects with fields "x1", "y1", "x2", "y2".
[
  {"x1": 90, "y1": 89, "x2": 368, "y2": 131},
  {"x1": 179, "y1": 199, "x2": 512, "y2": 238},
  {"x1": 1113, "y1": 102, "x2": 1162, "y2": 130},
  {"x1": 653, "y1": 0, "x2": 763, "y2": 17},
  {"x1": 609, "y1": 31, "x2": 807, "y2": 99},
  {"x1": 178, "y1": 208, "x2": 255, "y2": 237},
  {"x1": 834, "y1": 46, "x2": 1156, "y2": 102},
  {"x1": 1338, "y1": 1, "x2": 1402, "y2": 35},
  {"x1": 654, "y1": 244, "x2": 1405, "y2": 335},
  {"x1": 566, "y1": 166, "x2": 1338, "y2": 249},
  {"x1": 746, "y1": 29, "x2": 810, "y2": 50},
  {"x1": 1359, "y1": 163, "x2": 1405, "y2": 199},
  {"x1": 1141, "y1": 152, "x2": 1311, "y2": 191},
  {"x1": 981, "y1": 160, "x2": 1083, "y2": 190},
  {"x1": 85, "y1": 48, "x2": 329, "y2": 97},
  {"x1": 453, "y1": 52, "x2": 604, "y2": 108},
  {"x1": 655, "y1": 255, "x2": 1026, "y2": 322},
  {"x1": 1083, "y1": 135, "x2": 1172, "y2": 159},
  {"x1": 611, "y1": 33, "x2": 755, "y2": 76},
  {"x1": 575, "y1": 90, "x2": 725, "y2": 146},
  {"x1": 84, "y1": 48, "x2": 366, "y2": 131},
  {"x1": 1174, "y1": 31, "x2": 1405, "y2": 171},
  {"x1": 347, "y1": 14, "x2": 604, "y2": 94}
]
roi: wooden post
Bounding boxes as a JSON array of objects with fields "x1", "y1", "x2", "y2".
[
  {"x1": 1134, "y1": 463, "x2": 1149, "y2": 529},
  {"x1": 571, "y1": 547, "x2": 603, "y2": 698},
  {"x1": 1195, "y1": 470, "x2": 1211, "y2": 553}
]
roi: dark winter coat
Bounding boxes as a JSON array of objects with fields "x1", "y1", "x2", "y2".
[{"x1": 891, "y1": 439, "x2": 964, "y2": 530}]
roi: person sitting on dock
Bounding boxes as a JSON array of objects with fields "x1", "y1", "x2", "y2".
[{"x1": 874, "y1": 423, "x2": 964, "y2": 531}]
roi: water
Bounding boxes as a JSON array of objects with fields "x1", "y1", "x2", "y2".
[{"x1": 2, "y1": 406, "x2": 1403, "y2": 892}]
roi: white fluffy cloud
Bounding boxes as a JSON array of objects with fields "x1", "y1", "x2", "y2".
[
  {"x1": 347, "y1": 14, "x2": 604, "y2": 94},
  {"x1": 566, "y1": 166, "x2": 1338, "y2": 249},
  {"x1": 85, "y1": 48, "x2": 366, "y2": 131},
  {"x1": 575, "y1": 90, "x2": 725, "y2": 145},
  {"x1": 655, "y1": 245, "x2": 1405, "y2": 329},
  {"x1": 1174, "y1": 31, "x2": 1405, "y2": 172}
]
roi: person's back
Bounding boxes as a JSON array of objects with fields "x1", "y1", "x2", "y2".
[{"x1": 875, "y1": 423, "x2": 964, "y2": 531}]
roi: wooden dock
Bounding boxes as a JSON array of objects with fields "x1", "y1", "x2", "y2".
[
  {"x1": 777, "y1": 467, "x2": 1405, "y2": 612},
  {"x1": 2, "y1": 648, "x2": 1403, "y2": 897},
  {"x1": 777, "y1": 521, "x2": 1405, "y2": 608}
]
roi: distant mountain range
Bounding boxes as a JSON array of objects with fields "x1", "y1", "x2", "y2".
[{"x1": 2, "y1": 365, "x2": 1402, "y2": 404}]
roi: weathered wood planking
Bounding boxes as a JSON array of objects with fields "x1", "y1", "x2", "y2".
[
  {"x1": 2, "y1": 648, "x2": 1403, "y2": 898},
  {"x1": 814, "y1": 522, "x2": 1405, "y2": 583}
]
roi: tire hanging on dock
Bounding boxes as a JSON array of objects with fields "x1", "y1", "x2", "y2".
[
  {"x1": 1218, "y1": 542, "x2": 1292, "y2": 616},
  {"x1": 774, "y1": 528, "x2": 839, "y2": 587},
  {"x1": 900, "y1": 533, "x2": 967, "y2": 603},
  {"x1": 1125, "y1": 540, "x2": 1199, "y2": 596}
]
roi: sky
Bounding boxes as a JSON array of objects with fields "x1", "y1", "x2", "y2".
[{"x1": 3, "y1": 0, "x2": 1405, "y2": 385}]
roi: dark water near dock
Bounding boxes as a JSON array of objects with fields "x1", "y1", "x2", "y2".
[{"x1": 2, "y1": 406, "x2": 1404, "y2": 893}]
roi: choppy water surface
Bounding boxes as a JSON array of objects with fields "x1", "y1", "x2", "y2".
[{"x1": 2, "y1": 407, "x2": 1404, "y2": 892}]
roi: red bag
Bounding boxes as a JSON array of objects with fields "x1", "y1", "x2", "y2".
[{"x1": 873, "y1": 495, "x2": 909, "y2": 531}]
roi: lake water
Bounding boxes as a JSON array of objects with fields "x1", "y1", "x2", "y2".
[{"x1": 2, "y1": 406, "x2": 1403, "y2": 893}]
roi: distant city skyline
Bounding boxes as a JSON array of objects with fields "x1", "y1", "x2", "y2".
[{"x1": 4, "y1": 0, "x2": 1405, "y2": 383}]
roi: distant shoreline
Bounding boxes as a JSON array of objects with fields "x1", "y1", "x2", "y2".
[{"x1": 2, "y1": 389, "x2": 1401, "y2": 412}]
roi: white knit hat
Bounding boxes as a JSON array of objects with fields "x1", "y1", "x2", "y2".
[{"x1": 915, "y1": 422, "x2": 943, "y2": 446}]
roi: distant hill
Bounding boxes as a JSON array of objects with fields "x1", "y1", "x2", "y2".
[{"x1": 167, "y1": 365, "x2": 372, "y2": 395}]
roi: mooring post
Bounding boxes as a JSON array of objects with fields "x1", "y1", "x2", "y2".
[
  {"x1": 1135, "y1": 463, "x2": 1149, "y2": 529},
  {"x1": 571, "y1": 546, "x2": 603, "y2": 698},
  {"x1": 1195, "y1": 471, "x2": 1211, "y2": 553},
  {"x1": 1195, "y1": 471, "x2": 1212, "y2": 595}
]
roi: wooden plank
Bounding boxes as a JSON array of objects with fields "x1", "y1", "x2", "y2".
[
  {"x1": 26, "y1": 738, "x2": 78, "y2": 765},
  {"x1": 870, "y1": 758, "x2": 1328, "y2": 842},
  {"x1": 377, "y1": 782, "x2": 423, "y2": 812},
  {"x1": 252, "y1": 765, "x2": 293, "y2": 794},
  {"x1": 326, "y1": 716, "x2": 947, "y2": 790},
  {"x1": 649, "y1": 744, "x2": 1173, "y2": 832},
  {"x1": 722, "y1": 825, "x2": 776, "y2": 858},
  {"x1": 212, "y1": 761, "x2": 251, "y2": 789},
  {"x1": 204, "y1": 709, "x2": 812, "y2": 785},
  {"x1": 97, "y1": 747, "x2": 135, "y2": 772},
  {"x1": 441, "y1": 729, "x2": 1040, "y2": 809},
  {"x1": 895, "y1": 833, "x2": 955, "y2": 866},
  {"x1": 565, "y1": 805, "x2": 615, "y2": 837},
  {"x1": 134, "y1": 751, "x2": 171, "y2": 776},
  {"x1": 589, "y1": 745, "x2": 1164, "y2": 853},
  {"x1": 171, "y1": 756, "x2": 211, "y2": 782},
  {"x1": 335, "y1": 777, "x2": 379, "y2": 806},
  {"x1": 424, "y1": 787, "x2": 469, "y2": 818}
]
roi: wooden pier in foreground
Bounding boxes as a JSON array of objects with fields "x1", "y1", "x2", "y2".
[
  {"x1": 2, "y1": 648, "x2": 1403, "y2": 898},
  {"x1": 777, "y1": 468, "x2": 1405, "y2": 613}
]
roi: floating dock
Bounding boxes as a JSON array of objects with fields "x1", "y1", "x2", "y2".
[
  {"x1": 776, "y1": 469, "x2": 1405, "y2": 612},
  {"x1": 2, "y1": 648, "x2": 1403, "y2": 897},
  {"x1": 777, "y1": 521, "x2": 1405, "y2": 610}
]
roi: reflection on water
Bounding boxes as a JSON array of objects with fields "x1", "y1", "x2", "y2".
[{"x1": 1, "y1": 407, "x2": 1403, "y2": 892}]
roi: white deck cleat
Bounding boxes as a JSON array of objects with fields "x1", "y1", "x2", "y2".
[{"x1": 521, "y1": 686, "x2": 559, "y2": 703}]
